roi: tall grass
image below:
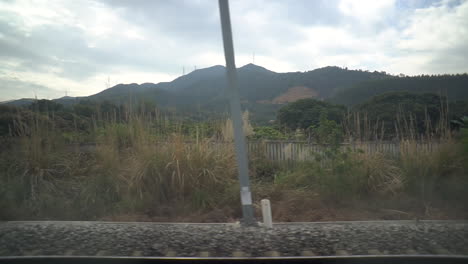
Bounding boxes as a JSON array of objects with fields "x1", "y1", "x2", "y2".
[
  {"x1": 270, "y1": 137, "x2": 467, "y2": 215},
  {"x1": 0, "y1": 108, "x2": 239, "y2": 220},
  {"x1": 342, "y1": 96, "x2": 451, "y2": 142},
  {"x1": 1, "y1": 103, "x2": 467, "y2": 221},
  {"x1": 400, "y1": 140, "x2": 468, "y2": 205},
  {"x1": 274, "y1": 149, "x2": 402, "y2": 202},
  {"x1": 0, "y1": 111, "x2": 79, "y2": 219}
]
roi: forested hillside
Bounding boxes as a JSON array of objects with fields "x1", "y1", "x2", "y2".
[
  {"x1": 83, "y1": 65, "x2": 391, "y2": 106},
  {"x1": 331, "y1": 74, "x2": 468, "y2": 106},
  {"x1": 4, "y1": 65, "x2": 467, "y2": 125}
]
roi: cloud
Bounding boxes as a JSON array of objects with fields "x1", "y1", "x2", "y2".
[
  {"x1": 338, "y1": 0, "x2": 396, "y2": 23},
  {"x1": 0, "y1": 78, "x2": 58, "y2": 101},
  {"x1": 390, "y1": 0, "x2": 468, "y2": 74},
  {"x1": 0, "y1": 0, "x2": 467, "y2": 101}
]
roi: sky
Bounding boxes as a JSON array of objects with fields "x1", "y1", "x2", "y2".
[{"x1": 0, "y1": 0, "x2": 467, "y2": 101}]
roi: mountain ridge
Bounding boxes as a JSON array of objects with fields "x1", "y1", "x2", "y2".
[
  {"x1": 95, "y1": 64, "x2": 390, "y2": 102},
  {"x1": 4, "y1": 64, "x2": 468, "y2": 124},
  {"x1": 2, "y1": 64, "x2": 390, "y2": 105}
]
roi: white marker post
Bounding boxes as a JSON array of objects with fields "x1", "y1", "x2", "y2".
[{"x1": 261, "y1": 199, "x2": 273, "y2": 228}]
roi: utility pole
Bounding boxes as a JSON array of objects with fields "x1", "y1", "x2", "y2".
[{"x1": 218, "y1": 0, "x2": 256, "y2": 226}]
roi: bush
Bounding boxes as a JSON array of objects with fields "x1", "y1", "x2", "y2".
[
  {"x1": 275, "y1": 146, "x2": 402, "y2": 202},
  {"x1": 399, "y1": 140, "x2": 468, "y2": 205},
  {"x1": 251, "y1": 158, "x2": 280, "y2": 182},
  {"x1": 250, "y1": 126, "x2": 286, "y2": 140},
  {"x1": 0, "y1": 113, "x2": 240, "y2": 220},
  {"x1": 277, "y1": 99, "x2": 345, "y2": 131},
  {"x1": 311, "y1": 112, "x2": 343, "y2": 146}
]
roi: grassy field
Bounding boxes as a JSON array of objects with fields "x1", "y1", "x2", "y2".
[{"x1": 1, "y1": 108, "x2": 467, "y2": 222}]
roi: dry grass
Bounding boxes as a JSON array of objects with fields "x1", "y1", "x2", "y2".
[
  {"x1": 399, "y1": 139, "x2": 468, "y2": 205},
  {"x1": 273, "y1": 149, "x2": 402, "y2": 201},
  {"x1": 0, "y1": 111, "x2": 240, "y2": 220},
  {"x1": 1, "y1": 106, "x2": 467, "y2": 222},
  {"x1": 354, "y1": 152, "x2": 403, "y2": 195}
]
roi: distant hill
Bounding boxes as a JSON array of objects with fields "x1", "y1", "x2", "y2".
[
  {"x1": 269, "y1": 86, "x2": 319, "y2": 104},
  {"x1": 83, "y1": 64, "x2": 391, "y2": 105},
  {"x1": 2, "y1": 96, "x2": 82, "y2": 107},
  {"x1": 330, "y1": 74, "x2": 468, "y2": 106},
  {"x1": 166, "y1": 65, "x2": 226, "y2": 92},
  {"x1": 3, "y1": 98, "x2": 36, "y2": 106},
  {"x1": 0, "y1": 64, "x2": 395, "y2": 123},
  {"x1": 54, "y1": 96, "x2": 84, "y2": 106},
  {"x1": 79, "y1": 64, "x2": 392, "y2": 123}
]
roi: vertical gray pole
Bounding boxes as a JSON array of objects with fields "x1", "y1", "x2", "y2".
[{"x1": 218, "y1": 0, "x2": 256, "y2": 226}]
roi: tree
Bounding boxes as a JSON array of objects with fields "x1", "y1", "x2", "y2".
[
  {"x1": 331, "y1": 74, "x2": 468, "y2": 106},
  {"x1": 352, "y1": 92, "x2": 453, "y2": 136},
  {"x1": 73, "y1": 103, "x2": 95, "y2": 118},
  {"x1": 277, "y1": 99, "x2": 346, "y2": 131},
  {"x1": 28, "y1": 99, "x2": 63, "y2": 112},
  {"x1": 312, "y1": 112, "x2": 343, "y2": 147},
  {"x1": 250, "y1": 126, "x2": 286, "y2": 140}
]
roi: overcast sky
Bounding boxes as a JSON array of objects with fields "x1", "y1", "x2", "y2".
[{"x1": 0, "y1": 0, "x2": 467, "y2": 101}]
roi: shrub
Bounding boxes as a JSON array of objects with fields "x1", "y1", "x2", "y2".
[
  {"x1": 399, "y1": 140, "x2": 468, "y2": 205},
  {"x1": 275, "y1": 146, "x2": 402, "y2": 202},
  {"x1": 0, "y1": 112, "x2": 240, "y2": 220},
  {"x1": 250, "y1": 126, "x2": 286, "y2": 140},
  {"x1": 311, "y1": 112, "x2": 343, "y2": 147}
]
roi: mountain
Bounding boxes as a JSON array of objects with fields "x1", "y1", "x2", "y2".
[
  {"x1": 239, "y1": 63, "x2": 275, "y2": 74},
  {"x1": 2, "y1": 98, "x2": 36, "y2": 106},
  {"x1": 163, "y1": 64, "x2": 390, "y2": 101},
  {"x1": 5, "y1": 64, "x2": 467, "y2": 125},
  {"x1": 3, "y1": 64, "x2": 391, "y2": 106},
  {"x1": 331, "y1": 74, "x2": 468, "y2": 106},
  {"x1": 1, "y1": 64, "x2": 394, "y2": 123},
  {"x1": 54, "y1": 96, "x2": 84, "y2": 106},
  {"x1": 166, "y1": 65, "x2": 226, "y2": 92},
  {"x1": 1, "y1": 96, "x2": 82, "y2": 107},
  {"x1": 78, "y1": 64, "x2": 393, "y2": 122}
]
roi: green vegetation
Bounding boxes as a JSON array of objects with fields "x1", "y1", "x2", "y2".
[
  {"x1": 5, "y1": 65, "x2": 392, "y2": 125},
  {"x1": 273, "y1": 140, "x2": 468, "y2": 207},
  {"x1": 331, "y1": 74, "x2": 468, "y2": 106},
  {"x1": 28, "y1": 99, "x2": 64, "y2": 112},
  {"x1": 311, "y1": 112, "x2": 344, "y2": 146},
  {"x1": 250, "y1": 126, "x2": 286, "y2": 140},
  {"x1": 0, "y1": 107, "x2": 239, "y2": 220},
  {"x1": 277, "y1": 99, "x2": 346, "y2": 131},
  {"x1": 340, "y1": 92, "x2": 468, "y2": 141},
  {"x1": 3, "y1": 63, "x2": 468, "y2": 221},
  {"x1": 270, "y1": 112, "x2": 468, "y2": 210},
  {"x1": 1, "y1": 98, "x2": 467, "y2": 221},
  {"x1": 453, "y1": 116, "x2": 468, "y2": 155},
  {"x1": 7, "y1": 66, "x2": 467, "y2": 127},
  {"x1": 350, "y1": 92, "x2": 450, "y2": 139}
]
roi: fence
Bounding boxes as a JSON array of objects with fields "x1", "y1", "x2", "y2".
[
  {"x1": 147, "y1": 140, "x2": 441, "y2": 163},
  {"x1": 246, "y1": 140, "x2": 440, "y2": 163},
  {"x1": 68, "y1": 140, "x2": 440, "y2": 165}
]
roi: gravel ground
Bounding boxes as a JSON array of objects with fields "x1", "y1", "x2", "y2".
[{"x1": 0, "y1": 221, "x2": 467, "y2": 257}]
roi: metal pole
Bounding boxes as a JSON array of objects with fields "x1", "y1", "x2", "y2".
[{"x1": 218, "y1": 0, "x2": 256, "y2": 226}]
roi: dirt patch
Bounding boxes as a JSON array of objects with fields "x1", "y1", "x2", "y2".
[
  {"x1": 271, "y1": 86, "x2": 318, "y2": 104},
  {"x1": 100, "y1": 192, "x2": 468, "y2": 223}
]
